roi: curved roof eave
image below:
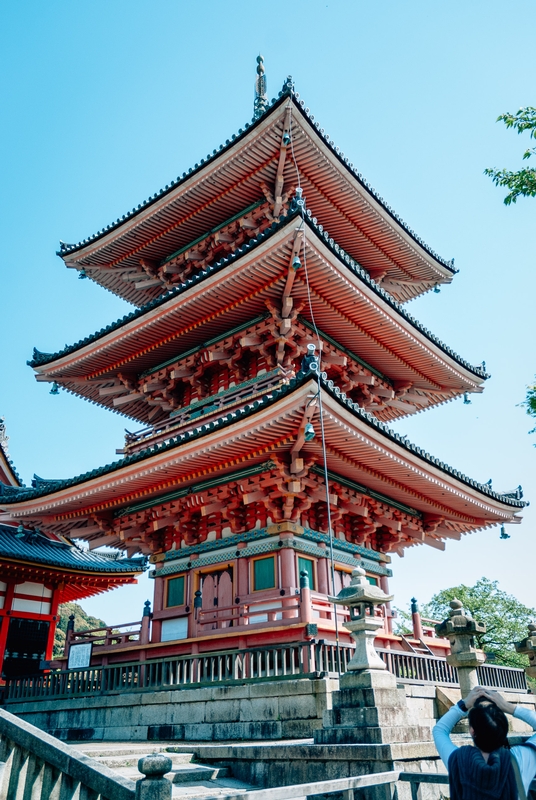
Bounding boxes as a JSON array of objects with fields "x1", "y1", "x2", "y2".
[
  {"x1": 0, "y1": 445, "x2": 21, "y2": 488},
  {"x1": 31, "y1": 208, "x2": 487, "y2": 383},
  {"x1": 2, "y1": 368, "x2": 525, "y2": 513},
  {"x1": 57, "y1": 84, "x2": 454, "y2": 279},
  {"x1": 0, "y1": 524, "x2": 146, "y2": 574}
]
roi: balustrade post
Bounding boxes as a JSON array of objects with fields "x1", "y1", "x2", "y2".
[
  {"x1": 411, "y1": 597, "x2": 423, "y2": 640},
  {"x1": 193, "y1": 590, "x2": 202, "y2": 637},
  {"x1": 435, "y1": 599, "x2": 486, "y2": 697},
  {"x1": 300, "y1": 570, "x2": 313, "y2": 625},
  {"x1": 136, "y1": 754, "x2": 172, "y2": 800},
  {"x1": 140, "y1": 600, "x2": 152, "y2": 645}
]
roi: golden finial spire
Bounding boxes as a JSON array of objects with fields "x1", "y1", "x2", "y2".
[{"x1": 254, "y1": 55, "x2": 268, "y2": 119}]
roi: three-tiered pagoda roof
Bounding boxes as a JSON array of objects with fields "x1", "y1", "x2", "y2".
[{"x1": 1, "y1": 75, "x2": 525, "y2": 566}]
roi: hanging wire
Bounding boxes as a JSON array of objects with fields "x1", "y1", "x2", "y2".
[{"x1": 288, "y1": 106, "x2": 342, "y2": 675}]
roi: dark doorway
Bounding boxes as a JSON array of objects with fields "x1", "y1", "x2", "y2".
[{"x1": 2, "y1": 618, "x2": 49, "y2": 678}]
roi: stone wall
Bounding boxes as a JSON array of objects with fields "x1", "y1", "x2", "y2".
[
  {"x1": 5, "y1": 677, "x2": 535, "y2": 746},
  {"x1": 5, "y1": 677, "x2": 339, "y2": 742},
  {"x1": 403, "y1": 684, "x2": 536, "y2": 735}
]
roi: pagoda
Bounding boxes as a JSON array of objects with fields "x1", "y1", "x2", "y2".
[{"x1": 0, "y1": 64, "x2": 525, "y2": 665}]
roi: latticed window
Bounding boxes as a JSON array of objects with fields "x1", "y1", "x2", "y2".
[
  {"x1": 166, "y1": 575, "x2": 185, "y2": 608},
  {"x1": 253, "y1": 556, "x2": 275, "y2": 591}
]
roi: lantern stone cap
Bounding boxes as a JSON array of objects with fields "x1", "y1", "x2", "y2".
[
  {"x1": 329, "y1": 566, "x2": 393, "y2": 607},
  {"x1": 514, "y1": 622, "x2": 536, "y2": 652},
  {"x1": 435, "y1": 598, "x2": 486, "y2": 635}
]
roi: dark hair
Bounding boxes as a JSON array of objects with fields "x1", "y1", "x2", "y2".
[{"x1": 468, "y1": 698, "x2": 509, "y2": 752}]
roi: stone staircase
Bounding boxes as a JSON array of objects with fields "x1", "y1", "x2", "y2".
[{"x1": 75, "y1": 742, "x2": 254, "y2": 797}]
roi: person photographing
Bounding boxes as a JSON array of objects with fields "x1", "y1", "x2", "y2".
[{"x1": 433, "y1": 686, "x2": 536, "y2": 799}]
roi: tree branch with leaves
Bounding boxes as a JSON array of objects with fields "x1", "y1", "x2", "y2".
[
  {"x1": 484, "y1": 107, "x2": 536, "y2": 205},
  {"x1": 395, "y1": 578, "x2": 536, "y2": 669}
]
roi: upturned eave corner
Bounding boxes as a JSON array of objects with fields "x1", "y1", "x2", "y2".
[
  {"x1": 26, "y1": 210, "x2": 488, "y2": 388},
  {"x1": 54, "y1": 85, "x2": 452, "y2": 296},
  {"x1": 0, "y1": 369, "x2": 525, "y2": 522}
]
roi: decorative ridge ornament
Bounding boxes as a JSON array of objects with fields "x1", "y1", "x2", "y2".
[
  {"x1": 253, "y1": 55, "x2": 268, "y2": 120},
  {"x1": 280, "y1": 75, "x2": 295, "y2": 94}
]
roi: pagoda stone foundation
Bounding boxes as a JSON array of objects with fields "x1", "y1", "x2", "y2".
[{"x1": 8, "y1": 585, "x2": 536, "y2": 800}]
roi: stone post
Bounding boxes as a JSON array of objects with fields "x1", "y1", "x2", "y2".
[
  {"x1": 136, "y1": 753, "x2": 172, "y2": 800},
  {"x1": 515, "y1": 623, "x2": 536, "y2": 679},
  {"x1": 435, "y1": 599, "x2": 486, "y2": 697}
]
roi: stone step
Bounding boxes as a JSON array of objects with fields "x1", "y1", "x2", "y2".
[
  {"x1": 170, "y1": 777, "x2": 254, "y2": 798},
  {"x1": 113, "y1": 766, "x2": 234, "y2": 789},
  {"x1": 94, "y1": 753, "x2": 195, "y2": 769},
  {"x1": 170, "y1": 765, "x2": 230, "y2": 784},
  {"x1": 315, "y1": 724, "x2": 431, "y2": 745},
  {"x1": 75, "y1": 743, "x2": 183, "y2": 758}
]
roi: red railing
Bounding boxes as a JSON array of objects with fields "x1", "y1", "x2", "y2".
[
  {"x1": 5, "y1": 640, "x2": 528, "y2": 703},
  {"x1": 67, "y1": 620, "x2": 143, "y2": 648}
]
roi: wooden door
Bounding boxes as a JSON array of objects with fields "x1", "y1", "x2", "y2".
[{"x1": 200, "y1": 567, "x2": 234, "y2": 629}]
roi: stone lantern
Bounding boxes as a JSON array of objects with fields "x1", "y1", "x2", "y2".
[
  {"x1": 315, "y1": 564, "x2": 431, "y2": 751},
  {"x1": 329, "y1": 565, "x2": 393, "y2": 672},
  {"x1": 515, "y1": 623, "x2": 536, "y2": 679},
  {"x1": 435, "y1": 599, "x2": 486, "y2": 697}
]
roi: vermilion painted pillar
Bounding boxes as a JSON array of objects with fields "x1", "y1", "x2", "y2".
[
  {"x1": 279, "y1": 534, "x2": 297, "y2": 620},
  {"x1": 316, "y1": 546, "x2": 330, "y2": 595},
  {"x1": 316, "y1": 550, "x2": 330, "y2": 620},
  {"x1": 0, "y1": 582, "x2": 14, "y2": 676},
  {"x1": 152, "y1": 570, "x2": 164, "y2": 643},
  {"x1": 279, "y1": 534, "x2": 297, "y2": 589},
  {"x1": 237, "y1": 543, "x2": 249, "y2": 595}
]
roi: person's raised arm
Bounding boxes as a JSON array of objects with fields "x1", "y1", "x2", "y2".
[{"x1": 433, "y1": 686, "x2": 488, "y2": 767}]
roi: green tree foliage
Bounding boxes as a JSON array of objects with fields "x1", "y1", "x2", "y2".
[
  {"x1": 523, "y1": 380, "x2": 536, "y2": 429},
  {"x1": 485, "y1": 107, "x2": 536, "y2": 425},
  {"x1": 485, "y1": 107, "x2": 536, "y2": 205},
  {"x1": 397, "y1": 578, "x2": 535, "y2": 669},
  {"x1": 53, "y1": 602, "x2": 106, "y2": 658}
]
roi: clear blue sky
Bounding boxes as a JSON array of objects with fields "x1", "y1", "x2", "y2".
[{"x1": 1, "y1": 1, "x2": 535, "y2": 623}]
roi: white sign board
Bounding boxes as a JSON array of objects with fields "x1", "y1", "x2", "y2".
[{"x1": 67, "y1": 642, "x2": 93, "y2": 670}]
